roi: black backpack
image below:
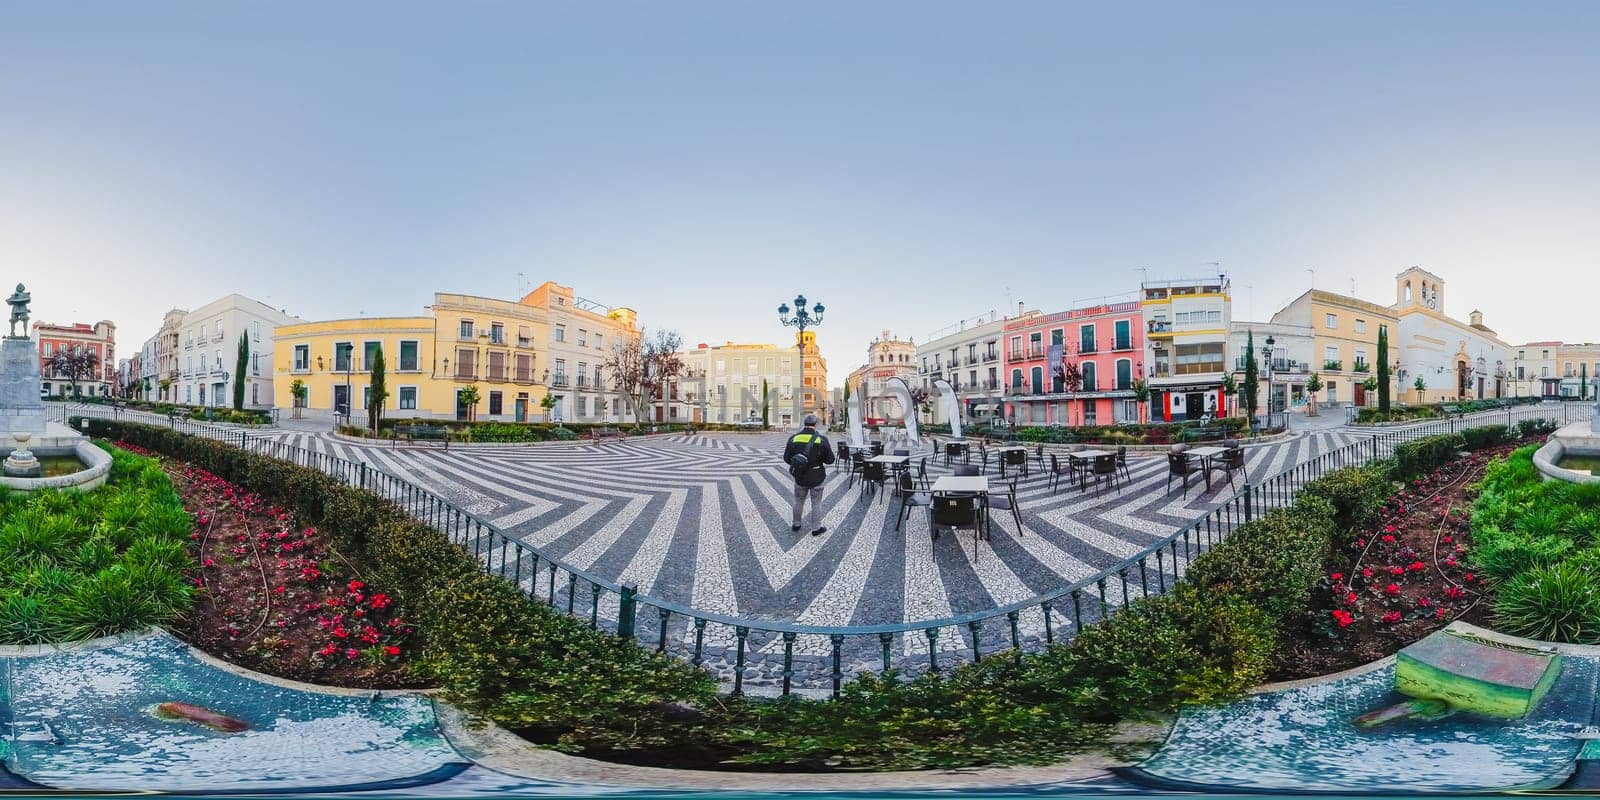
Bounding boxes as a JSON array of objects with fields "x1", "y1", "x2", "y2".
[{"x1": 788, "y1": 449, "x2": 811, "y2": 479}]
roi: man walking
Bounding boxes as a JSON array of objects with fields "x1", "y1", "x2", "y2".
[{"x1": 783, "y1": 414, "x2": 835, "y2": 536}]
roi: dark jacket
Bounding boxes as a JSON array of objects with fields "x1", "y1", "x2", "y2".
[{"x1": 783, "y1": 427, "x2": 836, "y2": 488}]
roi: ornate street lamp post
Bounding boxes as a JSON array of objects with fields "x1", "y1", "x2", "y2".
[
  {"x1": 778, "y1": 294, "x2": 825, "y2": 427},
  {"x1": 1263, "y1": 335, "x2": 1276, "y2": 430}
]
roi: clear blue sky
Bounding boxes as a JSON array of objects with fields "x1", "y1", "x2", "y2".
[{"x1": 4, "y1": 2, "x2": 1599, "y2": 380}]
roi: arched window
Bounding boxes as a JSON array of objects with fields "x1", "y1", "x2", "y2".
[
  {"x1": 1082, "y1": 362, "x2": 1098, "y2": 392},
  {"x1": 1116, "y1": 359, "x2": 1132, "y2": 390},
  {"x1": 1011, "y1": 369, "x2": 1023, "y2": 390},
  {"x1": 1403, "y1": 282, "x2": 1412, "y2": 303},
  {"x1": 1030, "y1": 366, "x2": 1043, "y2": 394}
]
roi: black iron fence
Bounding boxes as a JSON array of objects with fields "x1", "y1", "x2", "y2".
[{"x1": 54, "y1": 400, "x2": 1584, "y2": 696}]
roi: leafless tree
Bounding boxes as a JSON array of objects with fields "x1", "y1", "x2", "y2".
[
  {"x1": 45, "y1": 345, "x2": 101, "y2": 399},
  {"x1": 603, "y1": 328, "x2": 684, "y2": 423}
]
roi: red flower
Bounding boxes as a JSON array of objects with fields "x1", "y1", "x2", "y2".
[
  {"x1": 1382, "y1": 534, "x2": 1396, "y2": 543},
  {"x1": 1418, "y1": 597, "x2": 1432, "y2": 608},
  {"x1": 1384, "y1": 583, "x2": 1401, "y2": 596},
  {"x1": 1345, "y1": 592, "x2": 1358, "y2": 606},
  {"x1": 319, "y1": 644, "x2": 338, "y2": 657},
  {"x1": 346, "y1": 648, "x2": 360, "y2": 660},
  {"x1": 1408, "y1": 561, "x2": 1426, "y2": 572},
  {"x1": 1331, "y1": 610, "x2": 1354, "y2": 628},
  {"x1": 1381, "y1": 611, "x2": 1402, "y2": 624},
  {"x1": 384, "y1": 645, "x2": 401, "y2": 656},
  {"x1": 1361, "y1": 568, "x2": 1373, "y2": 578},
  {"x1": 1435, "y1": 607, "x2": 1447, "y2": 619},
  {"x1": 1464, "y1": 573, "x2": 1476, "y2": 583},
  {"x1": 1329, "y1": 573, "x2": 1345, "y2": 582},
  {"x1": 370, "y1": 593, "x2": 390, "y2": 609},
  {"x1": 348, "y1": 580, "x2": 365, "y2": 592},
  {"x1": 1389, "y1": 566, "x2": 1405, "y2": 576},
  {"x1": 332, "y1": 627, "x2": 349, "y2": 639}
]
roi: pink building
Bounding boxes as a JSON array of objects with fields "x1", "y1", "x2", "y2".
[{"x1": 1002, "y1": 300, "x2": 1144, "y2": 426}]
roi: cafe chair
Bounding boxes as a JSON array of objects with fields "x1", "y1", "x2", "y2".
[
  {"x1": 1166, "y1": 451, "x2": 1202, "y2": 497},
  {"x1": 894, "y1": 471, "x2": 932, "y2": 531}
]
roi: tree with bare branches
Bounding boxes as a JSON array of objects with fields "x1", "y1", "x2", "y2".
[
  {"x1": 603, "y1": 328, "x2": 684, "y2": 423},
  {"x1": 44, "y1": 345, "x2": 101, "y2": 399}
]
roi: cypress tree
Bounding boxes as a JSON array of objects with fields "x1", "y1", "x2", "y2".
[
  {"x1": 1377, "y1": 325, "x2": 1391, "y2": 412},
  {"x1": 368, "y1": 347, "x2": 388, "y2": 432},
  {"x1": 1242, "y1": 330, "x2": 1260, "y2": 419},
  {"x1": 233, "y1": 333, "x2": 248, "y2": 411}
]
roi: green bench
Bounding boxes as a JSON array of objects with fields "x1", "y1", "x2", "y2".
[
  {"x1": 392, "y1": 424, "x2": 450, "y2": 448},
  {"x1": 1440, "y1": 404, "x2": 1462, "y2": 415},
  {"x1": 590, "y1": 426, "x2": 625, "y2": 442}
]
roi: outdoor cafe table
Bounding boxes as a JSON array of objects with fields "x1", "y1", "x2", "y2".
[
  {"x1": 1065, "y1": 448, "x2": 1113, "y2": 490},
  {"x1": 868, "y1": 454, "x2": 911, "y2": 493},
  {"x1": 1186, "y1": 445, "x2": 1228, "y2": 490},
  {"x1": 931, "y1": 475, "x2": 992, "y2": 538}
]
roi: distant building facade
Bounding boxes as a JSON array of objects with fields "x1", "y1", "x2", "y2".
[
  {"x1": 1143, "y1": 277, "x2": 1231, "y2": 422},
  {"x1": 35, "y1": 319, "x2": 116, "y2": 398},
  {"x1": 1003, "y1": 298, "x2": 1143, "y2": 426},
  {"x1": 174, "y1": 295, "x2": 301, "y2": 409}
]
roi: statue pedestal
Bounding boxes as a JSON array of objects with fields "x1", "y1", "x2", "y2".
[
  {"x1": 3, "y1": 433, "x2": 39, "y2": 478},
  {"x1": 0, "y1": 336, "x2": 46, "y2": 435}
]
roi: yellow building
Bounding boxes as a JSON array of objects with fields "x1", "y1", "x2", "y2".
[
  {"x1": 272, "y1": 316, "x2": 443, "y2": 418},
  {"x1": 273, "y1": 281, "x2": 641, "y2": 423},
  {"x1": 1271, "y1": 289, "x2": 1399, "y2": 407}
]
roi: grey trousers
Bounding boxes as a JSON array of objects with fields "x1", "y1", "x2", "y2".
[{"x1": 792, "y1": 483, "x2": 824, "y2": 530}]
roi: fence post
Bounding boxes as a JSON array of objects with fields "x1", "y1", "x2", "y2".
[
  {"x1": 359, "y1": 462, "x2": 370, "y2": 491},
  {"x1": 1242, "y1": 484, "x2": 1253, "y2": 522},
  {"x1": 617, "y1": 584, "x2": 638, "y2": 640},
  {"x1": 1369, "y1": 435, "x2": 1378, "y2": 462}
]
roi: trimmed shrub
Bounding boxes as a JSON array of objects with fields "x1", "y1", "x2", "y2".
[
  {"x1": 1460, "y1": 424, "x2": 1511, "y2": 451},
  {"x1": 1183, "y1": 497, "x2": 1339, "y2": 630},
  {"x1": 1392, "y1": 433, "x2": 1462, "y2": 481},
  {"x1": 1296, "y1": 465, "x2": 1392, "y2": 531},
  {"x1": 1518, "y1": 418, "x2": 1559, "y2": 438}
]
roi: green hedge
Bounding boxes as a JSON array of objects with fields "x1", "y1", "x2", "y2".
[
  {"x1": 1460, "y1": 424, "x2": 1511, "y2": 451},
  {"x1": 1007, "y1": 418, "x2": 1248, "y2": 446},
  {"x1": 1392, "y1": 434, "x2": 1463, "y2": 481},
  {"x1": 77, "y1": 397, "x2": 272, "y2": 424}
]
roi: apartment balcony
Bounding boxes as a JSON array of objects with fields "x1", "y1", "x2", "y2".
[
  {"x1": 483, "y1": 368, "x2": 508, "y2": 383},
  {"x1": 963, "y1": 356, "x2": 979, "y2": 366},
  {"x1": 1147, "y1": 321, "x2": 1174, "y2": 336},
  {"x1": 1351, "y1": 362, "x2": 1371, "y2": 373},
  {"x1": 517, "y1": 337, "x2": 533, "y2": 348},
  {"x1": 454, "y1": 368, "x2": 478, "y2": 380},
  {"x1": 551, "y1": 374, "x2": 569, "y2": 387},
  {"x1": 1112, "y1": 340, "x2": 1134, "y2": 352},
  {"x1": 577, "y1": 376, "x2": 590, "y2": 388},
  {"x1": 983, "y1": 352, "x2": 999, "y2": 362},
  {"x1": 1079, "y1": 344, "x2": 1098, "y2": 355},
  {"x1": 514, "y1": 370, "x2": 535, "y2": 383},
  {"x1": 1324, "y1": 360, "x2": 1343, "y2": 371}
]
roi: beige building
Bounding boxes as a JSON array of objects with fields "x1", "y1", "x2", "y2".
[
  {"x1": 1270, "y1": 289, "x2": 1398, "y2": 408},
  {"x1": 675, "y1": 341, "x2": 805, "y2": 426},
  {"x1": 1512, "y1": 341, "x2": 1563, "y2": 399},
  {"x1": 846, "y1": 330, "x2": 918, "y2": 423},
  {"x1": 518, "y1": 282, "x2": 639, "y2": 423}
]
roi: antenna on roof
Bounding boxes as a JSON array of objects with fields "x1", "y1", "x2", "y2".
[{"x1": 1135, "y1": 267, "x2": 1149, "y2": 285}]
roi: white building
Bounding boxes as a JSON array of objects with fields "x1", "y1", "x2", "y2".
[
  {"x1": 1227, "y1": 320, "x2": 1314, "y2": 414},
  {"x1": 1390, "y1": 268, "x2": 1512, "y2": 404},
  {"x1": 915, "y1": 312, "x2": 1010, "y2": 423},
  {"x1": 675, "y1": 342, "x2": 801, "y2": 426},
  {"x1": 1142, "y1": 276, "x2": 1232, "y2": 422},
  {"x1": 175, "y1": 295, "x2": 301, "y2": 409}
]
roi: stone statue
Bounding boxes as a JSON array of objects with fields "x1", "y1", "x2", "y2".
[{"x1": 6, "y1": 284, "x2": 29, "y2": 338}]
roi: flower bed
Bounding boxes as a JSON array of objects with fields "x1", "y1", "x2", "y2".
[
  {"x1": 1273, "y1": 442, "x2": 1525, "y2": 680},
  {"x1": 143, "y1": 450, "x2": 422, "y2": 688}
]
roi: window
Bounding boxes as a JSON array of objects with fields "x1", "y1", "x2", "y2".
[
  {"x1": 186, "y1": 386, "x2": 192, "y2": 403},
  {"x1": 517, "y1": 325, "x2": 532, "y2": 347},
  {"x1": 576, "y1": 396, "x2": 587, "y2": 417},
  {"x1": 1082, "y1": 362, "x2": 1097, "y2": 392},
  {"x1": 1114, "y1": 320, "x2": 1131, "y2": 350},
  {"x1": 399, "y1": 387, "x2": 417, "y2": 409},
  {"x1": 199, "y1": 324, "x2": 207, "y2": 340},
  {"x1": 577, "y1": 361, "x2": 588, "y2": 385},
  {"x1": 1173, "y1": 343, "x2": 1226, "y2": 375},
  {"x1": 362, "y1": 385, "x2": 371, "y2": 410},
  {"x1": 251, "y1": 353, "x2": 260, "y2": 375},
  {"x1": 1324, "y1": 344, "x2": 1340, "y2": 364},
  {"x1": 1010, "y1": 336, "x2": 1021, "y2": 355},
  {"x1": 490, "y1": 323, "x2": 504, "y2": 344},
  {"x1": 455, "y1": 348, "x2": 475, "y2": 378},
  {"x1": 399, "y1": 340, "x2": 419, "y2": 371},
  {"x1": 252, "y1": 321, "x2": 261, "y2": 342},
  {"x1": 594, "y1": 365, "x2": 602, "y2": 386},
  {"x1": 1325, "y1": 313, "x2": 1338, "y2": 329},
  {"x1": 594, "y1": 333, "x2": 602, "y2": 350},
  {"x1": 577, "y1": 329, "x2": 588, "y2": 347},
  {"x1": 459, "y1": 320, "x2": 474, "y2": 339},
  {"x1": 489, "y1": 391, "x2": 503, "y2": 416},
  {"x1": 1050, "y1": 329, "x2": 1064, "y2": 347},
  {"x1": 1355, "y1": 319, "x2": 1366, "y2": 334},
  {"x1": 1116, "y1": 359, "x2": 1132, "y2": 390},
  {"x1": 554, "y1": 325, "x2": 566, "y2": 343},
  {"x1": 42, "y1": 341, "x2": 52, "y2": 356},
  {"x1": 334, "y1": 342, "x2": 353, "y2": 372},
  {"x1": 1080, "y1": 325, "x2": 1096, "y2": 353},
  {"x1": 515, "y1": 353, "x2": 533, "y2": 381},
  {"x1": 1542, "y1": 366, "x2": 1549, "y2": 377},
  {"x1": 1011, "y1": 369, "x2": 1023, "y2": 389},
  {"x1": 251, "y1": 383, "x2": 259, "y2": 404},
  {"x1": 553, "y1": 358, "x2": 567, "y2": 384},
  {"x1": 364, "y1": 341, "x2": 382, "y2": 370},
  {"x1": 1030, "y1": 366, "x2": 1043, "y2": 394},
  {"x1": 1327, "y1": 380, "x2": 1337, "y2": 403},
  {"x1": 487, "y1": 351, "x2": 506, "y2": 379},
  {"x1": 1354, "y1": 348, "x2": 1368, "y2": 368}
]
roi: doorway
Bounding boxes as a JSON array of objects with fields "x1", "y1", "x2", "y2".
[
  {"x1": 1183, "y1": 391, "x2": 1205, "y2": 421},
  {"x1": 333, "y1": 385, "x2": 350, "y2": 418},
  {"x1": 1354, "y1": 382, "x2": 1366, "y2": 408},
  {"x1": 455, "y1": 389, "x2": 469, "y2": 421},
  {"x1": 515, "y1": 395, "x2": 528, "y2": 423}
]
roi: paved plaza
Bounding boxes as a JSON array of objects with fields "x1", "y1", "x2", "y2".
[{"x1": 247, "y1": 426, "x2": 1371, "y2": 627}]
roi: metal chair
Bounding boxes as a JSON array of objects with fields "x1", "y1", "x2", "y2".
[
  {"x1": 1116, "y1": 444, "x2": 1132, "y2": 482},
  {"x1": 914, "y1": 457, "x2": 931, "y2": 489},
  {"x1": 1166, "y1": 451, "x2": 1201, "y2": 497},
  {"x1": 944, "y1": 440, "x2": 965, "y2": 466},
  {"x1": 1032, "y1": 444, "x2": 1046, "y2": 472},
  {"x1": 930, "y1": 491, "x2": 985, "y2": 555},
  {"x1": 1215, "y1": 446, "x2": 1247, "y2": 490},
  {"x1": 953, "y1": 464, "x2": 982, "y2": 477},
  {"x1": 846, "y1": 450, "x2": 867, "y2": 487},
  {"x1": 1001, "y1": 448, "x2": 1029, "y2": 480},
  {"x1": 860, "y1": 460, "x2": 888, "y2": 499},
  {"x1": 894, "y1": 471, "x2": 932, "y2": 531},
  {"x1": 985, "y1": 477, "x2": 1025, "y2": 535},
  {"x1": 1091, "y1": 453, "x2": 1118, "y2": 492},
  {"x1": 1046, "y1": 453, "x2": 1075, "y2": 493}
]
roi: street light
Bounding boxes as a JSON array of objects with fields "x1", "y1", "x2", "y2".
[
  {"x1": 778, "y1": 294, "x2": 825, "y2": 427},
  {"x1": 1263, "y1": 335, "x2": 1276, "y2": 430}
]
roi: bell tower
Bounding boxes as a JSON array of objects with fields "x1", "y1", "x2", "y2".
[{"x1": 1395, "y1": 266, "x2": 1445, "y2": 313}]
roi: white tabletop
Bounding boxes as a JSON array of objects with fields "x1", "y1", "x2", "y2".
[
  {"x1": 932, "y1": 476, "x2": 989, "y2": 493},
  {"x1": 1069, "y1": 449, "x2": 1113, "y2": 459},
  {"x1": 868, "y1": 454, "x2": 910, "y2": 464},
  {"x1": 1187, "y1": 446, "x2": 1227, "y2": 458},
  {"x1": 996, "y1": 445, "x2": 1028, "y2": 453}
]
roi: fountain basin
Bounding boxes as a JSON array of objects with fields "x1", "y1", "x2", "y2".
[
  {"x1": 1534, "y1": 422, "x2": 1600, "y2": 484},
  {"x1": 0, "y1": 439, "x2": 109, "y2": 492}
]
